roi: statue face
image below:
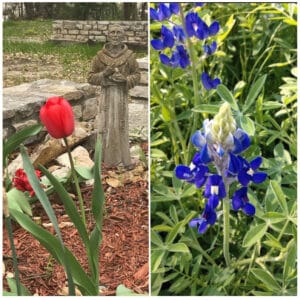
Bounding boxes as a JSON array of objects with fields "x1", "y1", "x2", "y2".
[{"x1": 107, "y1": 26, "x2": 124, "y2": 45}]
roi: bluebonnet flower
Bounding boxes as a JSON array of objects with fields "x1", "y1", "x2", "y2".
[
  {"x1": 195, "y1": 3, "x2": 205, "y2": 7},
  {"x1": 231, "y1": 187, "x2": 256, "y2": 216},
  {"x1": 238, "y1": 157, "x2": 267, "y2": 186},
  {"x1": 189, "y1": 203, "x2": 217, "y2": 234},
  {"x1": 203, "y1": 41, "x2": 217, "y2": 55},
  {"x1": 204, "y1": 175, "x2": 226, "y2": 208},
  {"x1": 173, "y1": 25, "x2": 186, "y2": 43},
  {"x1": 160, "y1": 45, "x2": 190, "y2": 68},
  {"x1": 150, "y1": 3, "x2": 179, "y2": 21},
  {"x1": 175, "y1": 102, "x2": 267, "y2": 234},
  {"x1": 185, "y1": 12, "x2": 220, "y2": 40},
  {"x1": 175, "y1": 162, "x2": 209, "y2": 188},
  {"x1": 201, "y1": 72, "x2": 221, "y2": 90},
  {"x1": 151, "y1": 25, "x2": 175, "y2": 50}
]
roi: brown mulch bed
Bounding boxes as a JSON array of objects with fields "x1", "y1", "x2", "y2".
[{"x1": 3, "y1": 158, "x2": 149, "y2": 296}]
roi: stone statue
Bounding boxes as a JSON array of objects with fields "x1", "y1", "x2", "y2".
[{"x1": 88, "y1": 24, "x2": 141, "y2": 167}]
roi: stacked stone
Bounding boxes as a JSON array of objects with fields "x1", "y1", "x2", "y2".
[{"x1": 52, "y1": 20, "x2": 148, "y2": 47}]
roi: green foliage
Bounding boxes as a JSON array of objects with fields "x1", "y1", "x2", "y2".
[{"x1": 151, "y1": 3, "x2": 297, "y2": 296}]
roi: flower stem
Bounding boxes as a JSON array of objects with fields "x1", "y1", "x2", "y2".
[
  {"x1": 179, "y1": 4, "x2": 202, "y2": 164},
  {"x1": 64, "y1": 138, "x2": 86, "y2": 227},
  {"x1": 223, "y1": 181, "x2": 231, "y2": 267}
]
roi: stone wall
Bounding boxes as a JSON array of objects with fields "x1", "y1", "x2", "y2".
[
  {"x1": 52, "y1": 20, "x2": 148, "y2": 47},
  {"x1": 3, "y1": 57, "x2": 148, "y2": 143}
]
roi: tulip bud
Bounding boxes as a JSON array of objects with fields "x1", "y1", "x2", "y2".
[
  {"x1": 211, "y1": 102, "x2": 236, "y2": 145},
  {"x1": 40, "y1": 97, "x2": 75, "y2": 139}
]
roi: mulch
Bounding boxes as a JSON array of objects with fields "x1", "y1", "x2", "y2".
[{"x1": 2, "y1": 145, "x2": 149, "y2": 296}]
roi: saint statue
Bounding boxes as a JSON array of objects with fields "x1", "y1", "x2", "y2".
[{"x1": 88, "y1": 24, "x2": 141, "y2": 167}]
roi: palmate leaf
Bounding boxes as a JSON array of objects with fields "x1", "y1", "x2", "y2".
[
  {"x1": 242, "y1": 223, "x2": 268, "y2": 248},
  {"x1": 251, "y1": 268, "x2": 281, "y2": 292}
]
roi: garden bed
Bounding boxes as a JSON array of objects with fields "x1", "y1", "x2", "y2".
[{"x1": 3, "y1": 142, "x2": 149, "y2": 296}]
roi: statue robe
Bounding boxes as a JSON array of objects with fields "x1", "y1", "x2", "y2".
[{"x1": 88, "y1": 43, "x2": 140, "y2": 166}]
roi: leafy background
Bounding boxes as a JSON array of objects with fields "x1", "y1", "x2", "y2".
[{"x1": 150, "y1": 3, "x2": 297, "y2": 296}]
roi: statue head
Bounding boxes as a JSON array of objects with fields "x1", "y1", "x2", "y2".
[{"x1": 107, "y1": 24, "x2": 125, "y2": 45}]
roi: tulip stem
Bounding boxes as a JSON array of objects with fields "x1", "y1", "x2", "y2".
[
  {"x1": 64, "y1": 138, "x2": 86, "y2": 227},
  {"x1": 223, "y1": 181, "x2": 231, "y2": 267}
]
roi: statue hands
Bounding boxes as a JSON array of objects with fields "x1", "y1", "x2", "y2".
[
  {"x1": 110, "y1": 68, "x2": 127, "y2": 83},
  {"x1": 102, "y1": 66, "x2": 115, "y2": 77}
]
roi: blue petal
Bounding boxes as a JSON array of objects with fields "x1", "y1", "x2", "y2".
[
  {"x1": 238, "y1": 170, "x2": 251, "y2": 186},
  {"x1": 191, "y1": 130, "x2": 206, "y2": 148},
  {"x1": 201, "y1": 72, "x2": 213, "y2": 90},
  {"x1": 250, "y1": 156, "x2": 263, "y2": 170},
  {"x1": 196, "y1": 21, "x2": 209, "y2": 40},
  {"x1": 209, "y1": 21, "x2": 220, "y2": 36},
  {"x1": 211, "y1": 78, "x2": 221, "y2": 88},
  {"x1": 233, "y1": 129, "x2": 251, "y2": 154},
  {"x1": 252, "y1": 172, "x2": 267, "y2": 184},
  {"x1": 175, "y1": 165, "x2": 193, "y2": 180},
  {"x1": 194, "y1": 175, "x2": 207, "y2": 188},
  {"x1": 159, "y1": 53, "x2": 170, "y2": 65},
  {"x1": 151, "y1": 39, "x2": 164, "y2": 50},
  {"x1": 198, "y1": 220, "x2": 208, "y2": 233},
  {"x1": 159, "y1": 3, "x2": 171, "y2": 20},
  {"x1": 218, "y1": 180, "x2": 226, "y2": 198},
  {"x1": 208, "y1": 194, "x2": 219, "y2": 209},
  {"x1": 170, "y1": 3, "x2": 179, "y2": 14},
  {"x1": 228, "y1": 152, "x2": 242, "y2": 175},
  {"x1": 150, "y1": 8, "x2": 159, "y2": 20},
  {"x1": 199, "y1": 143, "x2": 212, "y2": 163},
  {"x1": 205, "y1": 208, "x2": 217, "y2": 225},
  {"x1": 232, "y1": 196, "x2": 242, "y2": 211},
  {"x1": 173, "y1": 25, "x2": 185, "y2": 42},
  {"x1": 161, "y1": 25, "x2": 175, "y2": 48},
  {"x1": 243, "y1": 203, "x2": 256, "y2": 216},
  {"x1": 189, "y1": 217, "x2": 201, "y2": 228},
  {"x1": 195, "y1": 3, "x2": 204, "y2": 7}
]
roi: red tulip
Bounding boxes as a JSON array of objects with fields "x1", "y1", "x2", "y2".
[
  {"x1": 40, "y1": 96, "x2": 75, "y2": 139},
  {"x1": 13, "y1": 168, "x2": 42, "y2": 197}
]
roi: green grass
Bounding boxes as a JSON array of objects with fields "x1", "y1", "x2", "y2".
[{"x1": 3, "y1": 19, "x2": 53, "y2": 40}]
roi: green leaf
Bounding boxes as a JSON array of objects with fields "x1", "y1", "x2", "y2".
[
  {"x1": 283, "y1": 240, "x2": 296, "y2": 281},
  {"x1": 192, "y1": 104, "x2": 219, "y2": 114},
  {"x1": 151, "y1": 250, "x2": 165, "y2": 272},
  {"x1": 3, "y1": 124, "x2": 43, "y2": 166},
  {"x1": 216, "y1": 84, "x2": 239, "y2": 111},
  {"x1": 270, "y1": 180, "x2": 288, "y2": 214},
  {"x1": 89, "y1": 137, "x2": 105, "y2": 284},
  {"x1": 151, "y1": 148, "x2": 167, "y2": 159},
  {"x1": 217, "y1": 14, "x2": 236, "y2": 43},
  {"x1": 161, "y1": 105, "x2": 171, "y2": 122},
  {"x1": 262, "y1": 212, "x2": 286, "y2": 224},
  {"x1": 75, "y1": 166, "x2": 94, "y2": 180},
  {"x1": 167, "y1": 243, "x2": 190, "y2": 253},
  {"x1": 10, "y1": 209, "x2": 97, "y2": 295},
  {"x1": 243, "y1": 75, "x2": 267, "y2": 113},
  {"x1": 251, "y1": 268, "x2": 281, "y2": 292},
  {"x1": 7, "y1": 188, "x2": 32, "y2": 216},
  {"x1": 166, "y1": 222, "x2": 183, "y2": 244},
  {"x1": 151, "y1": 229, "x2": 164, "y2": 247},
  {"x1": 21, "y1": 146, "x2": 76, "y2": 295},
  {"x1": 240, "y1": 115, "x2": 255, "y2": 136},
  {"x1": 116, "y1": 284, "x2": 144, "y2": 296},
  {"x1": 39, "y1": 166, "x2": 90, "y2": 248},
  {"x1": 243, "y1": 223, "x2": 268, "y2": 247},
  {"x1": 6, "y1": 277, "x2": 31, "y2": 296}
]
